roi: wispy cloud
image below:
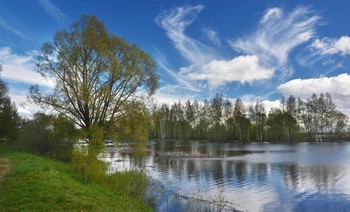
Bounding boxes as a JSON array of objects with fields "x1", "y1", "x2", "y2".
[
  {"x1": 311, "y1": 36, "x2": 350, "y2": 56},
  {"x1": 0, "y1": 17, "x2": 29, "y2": 40},
  {"x1": 38, "y1": 0, "x2": 69, "y2": 24},
  {"x1": 0, "y1": 47, "x2": 55, "y2": 88},
  {"x1": 155, "y1": 4, "x2": 327, "y2": 109},
  {"x1": 231, "y1": 6, "x2": 321, "y2": 73},
  {"x1": 156, "y1": 5, "x2": 215, "y2": 65},
  {"x1": 156, "y1": 4, "x2": 280, "y2": 90},
  {"x1": 156, "y1": 52, "x2": 200, "y2": 93},
  {"x1": 0, "y1": 8, "x2": 35, "y2": 43},
  {"x1": 202, "y1": 28, "x2": 221, "y2": 46},
  {"x1": 155, "y1": 4, "x2": 216, "y2": 98}
]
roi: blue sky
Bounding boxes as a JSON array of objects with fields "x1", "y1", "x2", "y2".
[{"x1": 1, "y1": 0, "x2": 350, "y2": 117}]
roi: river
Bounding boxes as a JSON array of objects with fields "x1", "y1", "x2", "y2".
[{"x1": 101, "y1": 141, "x2": 350, "y2": 211}]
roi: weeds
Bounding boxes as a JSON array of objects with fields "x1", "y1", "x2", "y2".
[{"x1": 145, "y1": 177, "x2": 239, "y2": 212}]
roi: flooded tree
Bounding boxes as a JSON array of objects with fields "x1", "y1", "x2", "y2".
[
  {"x1": 150, "y1": 93, "x2": 348, "y2": 142},
  {"x1": 294, "y1": 93, "x2": 348, "y2": 141}
]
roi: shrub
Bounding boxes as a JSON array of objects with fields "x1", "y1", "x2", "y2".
[
  {"x1": 107, "y1": 171, "x2": 148, "y2": 199},
  {"x1": 71, "y1": 125, "x2": 107, "y2": 182},
  {"x1": 19, "y1": 113, "x2": 77, "y2": 162}
]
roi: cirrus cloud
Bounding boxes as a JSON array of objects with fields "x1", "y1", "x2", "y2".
[
  {"x1": 231, "y1": 6, "x2": 321, "y2": 74},
  {"x1": 38, "y1": 0, "x2": 69, "y2": 24},
  {"x1": 156, "y1": 5, "x2": 322, "y2": 93},
  {"x1": 156, "y1": 4, "x2": 213, "y2": 65},
  {"x1": 156, "y1": 5, "x2": 283, "y2": 90}
]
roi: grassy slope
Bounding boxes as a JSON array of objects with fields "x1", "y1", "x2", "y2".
[{"x1": 0, "y1": 142, "x2": 152, "y2": 211}]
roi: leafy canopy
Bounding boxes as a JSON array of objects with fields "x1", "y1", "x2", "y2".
[{"x1": 30, "y1": 15, "x2": 158, "y2": 129}]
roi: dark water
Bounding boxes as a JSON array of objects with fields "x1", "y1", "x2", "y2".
[{"x1": 101, "y1": 141, "x2": 350, "y2": 211}]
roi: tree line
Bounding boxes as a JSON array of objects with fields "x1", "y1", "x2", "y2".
[
  {"x1": 0, "y1": 64, "x2": 20, "y2": 140},
  {"x1": 150, "y1": 93, "x2": 349, "y2": 142},
  {"x1": 1, "y1": 14, "x2": 349, "y2": 172}
]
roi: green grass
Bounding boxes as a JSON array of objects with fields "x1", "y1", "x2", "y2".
[{"x1": 0, "y1": 141, "x2": 152, "y2": 211}]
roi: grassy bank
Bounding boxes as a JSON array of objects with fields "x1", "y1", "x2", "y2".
[{"x1": 0, "y1": 141, "x2": 152, "y2": 211}]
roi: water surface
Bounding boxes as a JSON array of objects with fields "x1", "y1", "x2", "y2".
[{"x1": 101, "y1": 141, "x2": 350, "y2": 211}]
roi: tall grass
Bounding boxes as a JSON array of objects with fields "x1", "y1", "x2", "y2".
[
  {"x1": 0, "y1": 141, "x2": 152, "y2": 211},
  {"x1": 71, "y1": 144, "x2": 148, "y2": 199}
]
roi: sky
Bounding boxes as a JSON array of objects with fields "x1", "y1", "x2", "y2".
[{"x1": 1, "y1": 0, "x2": 350, "y2": 118}]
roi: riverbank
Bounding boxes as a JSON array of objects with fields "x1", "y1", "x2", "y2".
[{"x1": 0, "y1": 141, "x2": 152, "y2": 211}]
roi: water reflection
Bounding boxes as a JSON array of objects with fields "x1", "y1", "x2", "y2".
[{"x1": 100, "y1": 141, "x2": 350, "y2": 211}]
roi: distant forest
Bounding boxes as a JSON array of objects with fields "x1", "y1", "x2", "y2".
[{"x1": 150, "y1": 93, "x2": 349, "y2": 142}]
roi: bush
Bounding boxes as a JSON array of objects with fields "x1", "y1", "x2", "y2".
[
  {"x1": 19, "y1": 113, "x2": 77, "y2": 162},
  {"x1": 107, "y1": 171, "x2": 148, "y2": 199},
  {"x1": 72, "y1": 144, "x2": 148, "y2": 199},
  {"x1": 71, "y1": 125, "x2": 107, "y2": 182},
  {"x1": 71, "y1": 146, "x2": 107, "y2": 183}
]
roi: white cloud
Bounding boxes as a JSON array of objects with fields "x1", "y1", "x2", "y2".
[
  {"x1": 202, "y1": 28, "x2": 221, "y2": 46},
  {"x1": 156, "y1": 5, "x2": 214, "y2": 65},
  {"x1": 0, "y1": 47, "x2": 55, "y2": 118},
  {"x1": 312, "y1": 36, "x2": 350, "y2": 56},
  {"x1": 187, "y1": 55, "x2": 274, "y2": 86},
  {"x1": 231, "y1": 6, "x2": 320, "y2": 70},
  {"x1": 156, "y1": 5, "x2": 327, "y2": 106},
  {"x1": 0, "y1": 47, "x2": 55, "y2": 87},
  {"x1": 277, "y1": 73, "x2": 350, "y2": 116},
  {"x1": 9, "y1": 88, "x2": 42, "y2": 119},
  {"x1": 38, "y1": 0, "x2": 69, "y2": 24},
  {"x1": 156, "y1": 5, "x2": 280, "y2": 89},
  {"x1": 239, "y1": 94, "x2": 281, "y2": 114},
  {"x1": 156, "y1": 51, "x2": 200, "y2": 93},
  {"x1": 260, "y1": 7, "x2": 283, "y2": 24},
  {"x1": 154, "y1": 87, "x2": 197, "y2": 106}
]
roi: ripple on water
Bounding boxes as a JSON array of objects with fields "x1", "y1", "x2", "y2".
[{"x1": 103, "y1": 141, "x2": 350, "y2": 212}]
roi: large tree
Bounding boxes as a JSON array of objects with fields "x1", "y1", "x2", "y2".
[{"x1": 30, "y1": 15, "x2": 158, "y2": 131}]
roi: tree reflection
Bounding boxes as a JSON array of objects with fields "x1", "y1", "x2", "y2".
[{"x1": 278, "y1": 163, "x2": 342, "y2": 193}]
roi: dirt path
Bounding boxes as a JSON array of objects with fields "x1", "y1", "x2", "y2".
[{"x1": 0, "y1": 158, "x2": 12, "y2": 184}]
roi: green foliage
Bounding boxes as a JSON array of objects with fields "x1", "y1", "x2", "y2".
[
  {"x1": 71, "y1": 124, "x2": 107, "y2": 182},
  {"x1": 150, "y1": 93, "x2": 348, "y2": 142},
  {"x1": 71, "y1": 123, "x2": 148, "y2": 197},
  {"x1": 297, "y1": 93, "x2": 348, "y2": 141},
  {"x1": 105, "y1": 171, "x2": 148, "y2": 199},
  {"x1": 208, "y1": 123, "x2": 227, "y2": 141},
  {"x1": 117, "y1": 100, "x2": 151, "y2": 151},
  {"x1": 267, "y1": 108, "x2": 301, "y2": 142},
  {"x1": 71, "y1": 142, "x2": 148, "y2": 199},
  {"x1": 19, "y1": 113, "x2": 77, "y2": 162},
  {"x1": 0, "y1": 66, "x2": 20, "y2": 140},
  {"x1": 30, "y1": 14, "x2": 158, "y2": 130},
  {"x1": 0, "y1": 143, "x2": 151, "y2": 211},
  {"x1": 0, "y1": 98, "x2": 20, "y2": 140},
  {"x1": 71, "y1": 146, "x2": 107, "y2": 183}
]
